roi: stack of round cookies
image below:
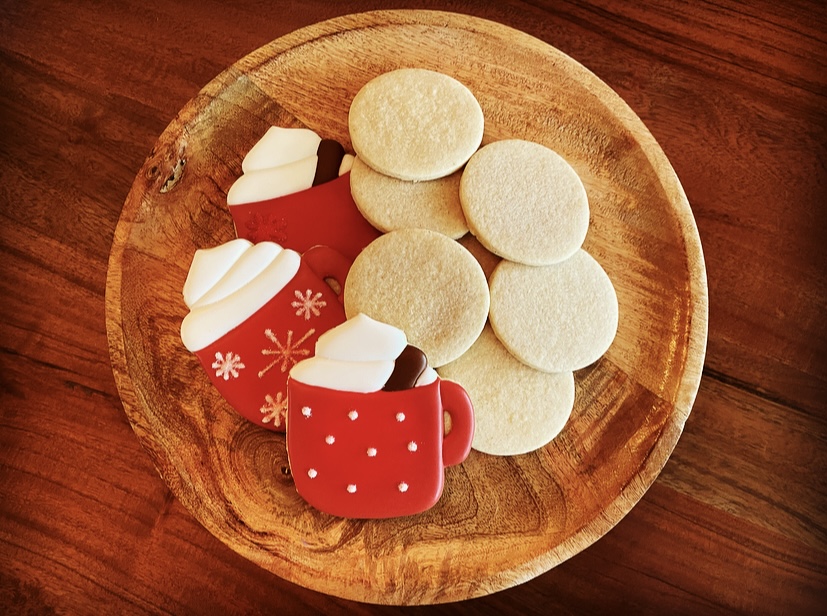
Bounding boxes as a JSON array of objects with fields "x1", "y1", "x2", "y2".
[{"x1": 345, "y1": 68, "x2": 618, "y2": 457}]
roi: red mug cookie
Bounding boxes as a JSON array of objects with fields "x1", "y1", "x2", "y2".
[
  {"x1": 229, "y1": 173, "x2": 381, "y2": 262},
  {"x1": 286, "y1": 314, "x2": 475, "y2": 518},
  {"x1": 181, "y1": 240, "x2": 350, "y2": 431},
  {"x1": 226, "y1": 127, "x2": 381, "y2": 261},
  {"x1": 287, "y1": 378, "x2": 473, "y2": 519}
]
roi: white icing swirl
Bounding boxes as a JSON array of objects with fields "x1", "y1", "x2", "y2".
[
  {"x1": 242, "y1": 126, "x2": 321, "y2": 173},
  {"x1": 180, "y1": 240, "x2": 300, "y2": 352},
  {"x1": 290, "y1": 314, "x2": 434, "y2": 393},
  {"x1": 227, "y1": 127, "x2": 352, "y2": 205}
]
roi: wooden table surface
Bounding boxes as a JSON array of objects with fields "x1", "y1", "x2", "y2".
[{"x1": 1, "y1": 1, "x2": 824, "y2": 614}]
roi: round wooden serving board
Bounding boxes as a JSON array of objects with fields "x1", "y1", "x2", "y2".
[{"x1": 105, "y1": 10, "x2": 708, "y2": 605}]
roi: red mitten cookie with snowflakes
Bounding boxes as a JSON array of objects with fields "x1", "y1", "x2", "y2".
[
  {"x1": 227, "y1": 127, "x2": 381, "y2": 261},
  {"x1": 287, "y1": 314, "x2": 475, "y2": 518},
  {"x1": 180, "y1": 239, "x2": 350, "y2": 431}
]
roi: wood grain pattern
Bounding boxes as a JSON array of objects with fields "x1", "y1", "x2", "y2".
[
  {"x1": 105, "y1": 11, "x2": 707, "y2": 604},
  {"x1": 2, "y1": 0, "x2": 825, "y2": 613}
]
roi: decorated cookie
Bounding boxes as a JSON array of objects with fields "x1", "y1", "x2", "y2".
[
  {"x1": 349, "y1": 156, "x2": 469, "y2": 239},
  {"x1": 226, "y1": 127, "x2": 379, "y2": 261},
  {"x1": 343, "y1": 228, "x2": 490, "y2": 367},
  {"x1": 438, "y1": 325, "x2": 575, "y2": 456},
  {"x1": 488, "y1": 249, "x2": 618, "y2": 373},
  {"x1": 460, "y1": 139, "x2": 590, "y2": 266},
  {"x1": 180, "y1": 239, "x2": 351, "y2": 431},
  {"x1": 348, "y1": 68, "x2": 484, "y2": 181},
  {"x1": 287, "y1": 314, "x2": 474, "y2": 519},
  {"x1": 241, "y1": 126, "x2": 353, "y2": 175},
  {"x1": 227, "y1": 127, "x2": 354, "y2": 204}
]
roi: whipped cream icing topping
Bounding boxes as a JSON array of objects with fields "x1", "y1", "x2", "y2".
[
  {"x1": 183, "y1": 238, "x2": 252, "y2": 308},
  {"x1": 290, "y1": 313, "x2": 437, "y2": 393},
  {"x1": 180, "y1": 239, "x2": 300, "y2": 352},
  {"x1": 241, "y1": 127, "x2": 320, "y2": 173},
  {"x1": 227, "y1": 127, "x2": 354, "y2": 205}
]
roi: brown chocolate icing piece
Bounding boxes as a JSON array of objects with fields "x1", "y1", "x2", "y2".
[
  {"x1": 382, "y1": 345, "x2": 428, "y2": 392},
  {"x1": 313, "y1": 139, "x2": 346, "y2": 186}
]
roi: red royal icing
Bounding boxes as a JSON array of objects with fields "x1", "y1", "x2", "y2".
[
  {"x1": 286, "y1": 377, "x2": 474, "y2": 518},
  {"x1": 230, "y1": 172, "x2": 381, "y2": 261},
  {"x1": 193, "y1": 252, "x2": 349, "y2": 432}
]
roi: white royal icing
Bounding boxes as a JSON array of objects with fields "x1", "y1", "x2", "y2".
[
  {"x1": 289, "y1": 356, "x2": 394, "y2": 393},
  {"x1": 192, "y1": 241, "x2": 284, "y2": 309},
  {"x1": 415, "y1": 366, "x2": 439, "y2": 387},
  {"x1": 180, "y1": 243, "x2": 301, "y2": 352},
  {"x1": 339, "y1": 153, "x2": 355, "y2": 175},
  {"x1": 314, "y1": 313, "x2": 407, "y2": 362},
  {"x1": 228, "y1": 127, "x2": 354, "y2": 206},
  {"x1": 182, "y1": 238, "x2": 252, "y2": 308},
  {"x1": 289, "y1": 313, "x2": 437, "y2": 392},
  {"x1": 227, "y1": 155, "x2": 318, "y2": 205},
  {"x1": 241, "y1": 126, "x2": 322, "y2": 173}
]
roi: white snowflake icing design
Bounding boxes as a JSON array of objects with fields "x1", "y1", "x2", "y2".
[
  {"x1": 212, "y1": 351, "x2": 245, "y2": 380},
  {"x1": 258, "y1": 328, "x2": 315, "y2": 378},
  {"x1": 260, "y1": 392, "x2": 287, "y2": 427},
  {"x1": 291, "y1": 289, "x2": 327, "y2": 320}
]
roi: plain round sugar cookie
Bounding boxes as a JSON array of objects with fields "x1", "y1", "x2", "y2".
[
  {"x1": 488, "y1": 249, "x2": 618, "y2": 373},
  {"x1": 343, "y1": 228, "x2": 489, "y2": 367},
  {"x1": 460, "y1": 139, "x2": 590, "y2": 265},
  {"x1": 456, "y1": 233, "x2": 501, "y2": 281},
  {"x1": 438, "y1": 325, "x2": 575, "y2": 456},
  {"x1": 348, "y1": 68, "x2": 484, "y2": 181},
  {"x1": 349, "y1": 156, "x2": 469, "y2": 239}
]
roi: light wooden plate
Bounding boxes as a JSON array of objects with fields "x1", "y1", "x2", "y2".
[{"x1": 105, "y1": 10, "x2": 708, "y2": 605}]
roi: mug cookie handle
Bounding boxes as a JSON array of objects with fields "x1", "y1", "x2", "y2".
[
  {"x1": 439, "y1": 379, "x2": 475, "y2": 467},
  {"x1": 302, "y1": 245, "x2": 352, "y2": 299}
]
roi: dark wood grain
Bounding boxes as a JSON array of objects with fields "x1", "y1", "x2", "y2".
[{"x1": 1, "y1": 0, "x2": 825, "y2": 613}]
